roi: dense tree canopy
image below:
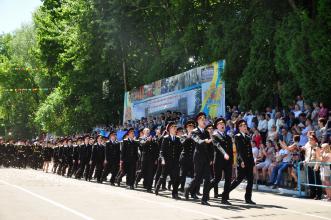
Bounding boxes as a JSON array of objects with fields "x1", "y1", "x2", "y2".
[{"x1": 0, "y1": 0, "x2": 330, "y2": 138}]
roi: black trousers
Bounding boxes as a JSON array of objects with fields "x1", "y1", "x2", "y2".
[
  {"x1": 180, "y1": 159, "x2": 194, "y2": 190},
  {"x1": 90, "y1": 161, "x2": 104, "y2": 182},
  {"x1": 187, "y1": 160, "x2": 211, "y2": 201},
  {"x1": 154, "y1": 160, "x2": 166, "y2": 189},
  {"x1": 229, "y1": 165, "x2": 254, "y2": 201},
  {"x1": 307, "y1": 166, "x2": 322, "y2": 198},
  {"x1": 209, "y1": 162, "x2": 232, "y2": 200},
  {"x1": 102, "y1": 162, "x2": 119, "y2": 184},
  {"x1": 156, "y1": 163, "x2": 180, "y2": 195},
  {"x1": 117, "y1": 162, "x2": 137, "y2": 187},
  {"x1": 135, "y1": 159, "x2": 156, "y2": 190},
  {"x1": 75, "y1": 160, "x2": 88, "y2": 179}
]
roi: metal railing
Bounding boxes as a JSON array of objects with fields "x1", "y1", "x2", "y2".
[{"x1": 297, "y1": 161, "x2": 331, "y2": 197}]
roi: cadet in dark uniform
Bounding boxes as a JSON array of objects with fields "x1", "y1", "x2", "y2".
[
  {"x1": 179, "y1": 120, "x2": 195, "y2": 192},
  {"x1": 184, "y1": 112, "x2": 212, "y2": 205},
  {"x1": 52, "y1": 140, "x2": 61, "y2": 173},
  {"x1": 207, "y1": 117, "x2": 233, "y2": 205},
  {"x1": 42, "y1": 141, "x2": 53, "y2": 173},
  {"x1": 57, "y1": 139, "x2": 66, "y2": 175},
  {"x1": 229, "y1": 119, "x2": 256, "y2": 205},
  {"x1": 76, "y1": 135, "x2": 90, "y2": 179},
  {"x1": 116, "y1": 128, "x2": 139, "y2": 189},
  {"x1": 135, "y1": 128, "x2": 159, "y2": 192},
  {"x1": 90, "y1": 135, "x2": 105, "y2": 183},
  {"x1": 102, "y1": 131, "x2": 120, "y2": 185},
  {"x1": 155, "y1": 122, "x2": 182, "y2": 199},
  {"x1": 69, "y1": 138, "x2": 80, "y2": 177}
]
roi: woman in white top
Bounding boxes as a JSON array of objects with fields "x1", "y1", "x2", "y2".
[{"x1": 315, "y1": 143, "x2": 331, "y2": 201}]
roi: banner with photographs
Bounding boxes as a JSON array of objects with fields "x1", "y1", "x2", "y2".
[{"x1": 123, "y1": 60, "x2": 225, "y2": 122}]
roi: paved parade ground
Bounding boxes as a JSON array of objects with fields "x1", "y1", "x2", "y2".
[{"x1": 0, "y1": 168, "x2": 330, "y2": 220}]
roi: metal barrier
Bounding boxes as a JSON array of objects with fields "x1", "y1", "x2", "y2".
[{"x1": 297, "y1": 161, "x2": 331, "y2": 197}]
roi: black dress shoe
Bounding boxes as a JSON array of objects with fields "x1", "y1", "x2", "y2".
[
  {"x1": 272, "y1": 184, "x2": 278, "y2": 189},
  {"x1": 214, "y1": 193, "x2": 219, "y2": 199},
  {"x1": 191, "y1": 194, "x2": 199, "y2": 200},
  {"x1": 155, "y1": 187, "x2": 159, "y2": 195},
  {"x1": 184, "y1": 188, "x2": 189, "y2": 200},
  {"x1": 314, "y1": 196, "x2": 322, "y2": 200},
  {"x1": 221, "y1": 200, "x2": 232, "y2": 205},
  {"x1": 110, "y1": 182, "x2": 115, "y2": 186},
  {"x1": 201, "y1": 200, "x2": 210, "y2": 206},
  {"x1": 172, "y1": 194, "x2": 181, "y2": 200},
  {"x1": 146, "y1": 189, "x2": 153, "y2": 193},
  {"x1": 245, "y1": 200, "x2": 256, "y2": 205},
  {"x1": 196, "y1": 192, "x2": 202, "y2": 196}
]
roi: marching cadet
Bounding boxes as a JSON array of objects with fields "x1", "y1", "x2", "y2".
[
  {"x1": 116, "y1": 128, "x2": 139, "y2": 189},
  {"x1": 89, "y1": 135, "x2": 105, "y2": 183},
  {"x1": 102, "y1": 131, "x2": 121, "y2": 185},
  {"x1": 68, "y1": 138, "x2": 80, "y2": 177},
  {"x1": 155, "y1": 122, "x2": 183, "y2": 200},
  {"x1": 42, "y1": 141, "x2": 53, "y2": 173},
  {"x1": 207, "y1": 117, "x2": 233, "y2": 205},
  {"x1": 52, "y1": 140, "x2": 61, "y2": 174},
  {"x1": 59, "y1": 138, "x2": 68, "y2": 176},
  {"x1": 76, "y1": 135, "x2": 90, "y2": 179},
  {"x1": 205, "y1": 123, "x2": 218, "y2": 199},
  {"x1": 66, "y1": 138, "x2": 75, "y2": 177},
  {"x1": 32, "y1": 141, "x2": 43, "y2": 170},
  {"x1": 184, "y1": 112, "x2": 213, "y2": 205},
  {"x1": 135, "y1": 128, "x2": 159, "y2": 192},
  {"x1": 77, "y1": 135, "x2": 93, "y2": 180},
  {"x1": 229, "y1": 119, "x2": 256, "y2": 205},
  {"x1": 179, "y1": 120, "x2": 196, "y2": 192},
  {"x1": 153, "y1": 128, "x2": 166, "y2": 190}
]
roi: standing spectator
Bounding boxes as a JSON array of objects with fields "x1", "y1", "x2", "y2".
[
  {"x1": 258, "y1": 114, "x2": 268, "y2": 144},
  {"x1": 316, "y1": 118, "x2": 327, "y2": 143},
  {"x1": 301, "y1": 133, "x2": 322, "y2": 200},
  {"x1": 316, "y1": 143, "x2": 331, "y2": 201},
  {"x1": 299, "y1": 119, "x2": 313, "y2": 147}
]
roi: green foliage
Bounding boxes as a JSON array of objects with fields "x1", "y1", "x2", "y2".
[{"x1": 0, "y1": 0, "x2": 330, "y2": 137}]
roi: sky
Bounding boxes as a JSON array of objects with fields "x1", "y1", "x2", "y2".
[{"x1": 0, "y1": 0, "x2": 42, "y2": 34}]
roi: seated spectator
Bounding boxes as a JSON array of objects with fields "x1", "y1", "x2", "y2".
[
  {"x1": 280, "y1": 127, "x2": 293, "y2": 146},
  {"x1": 293, "y1": 104, "x2": 302, "y2": 118},
  {"x1": 258, "y1": 113, "x2": 268, "y2": 144},
  {"x1": 268, "y1": 142, "x2": 292, "y2": 189},
  {"x1": 256, "y1": 141, "x2": 275, "y2": 184},
  {"x1": 311, "y1": 102, "x2": 320, "y2": 126},
  {"x1": 268, "y1": 125, "x2": 278, "y2": 142},
  {"x1": 252, "y1": 128, "x2": 262, "y2": 147},
  {"x1": 318, "y1": 102, "x2": 328, "y2": 119}
]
